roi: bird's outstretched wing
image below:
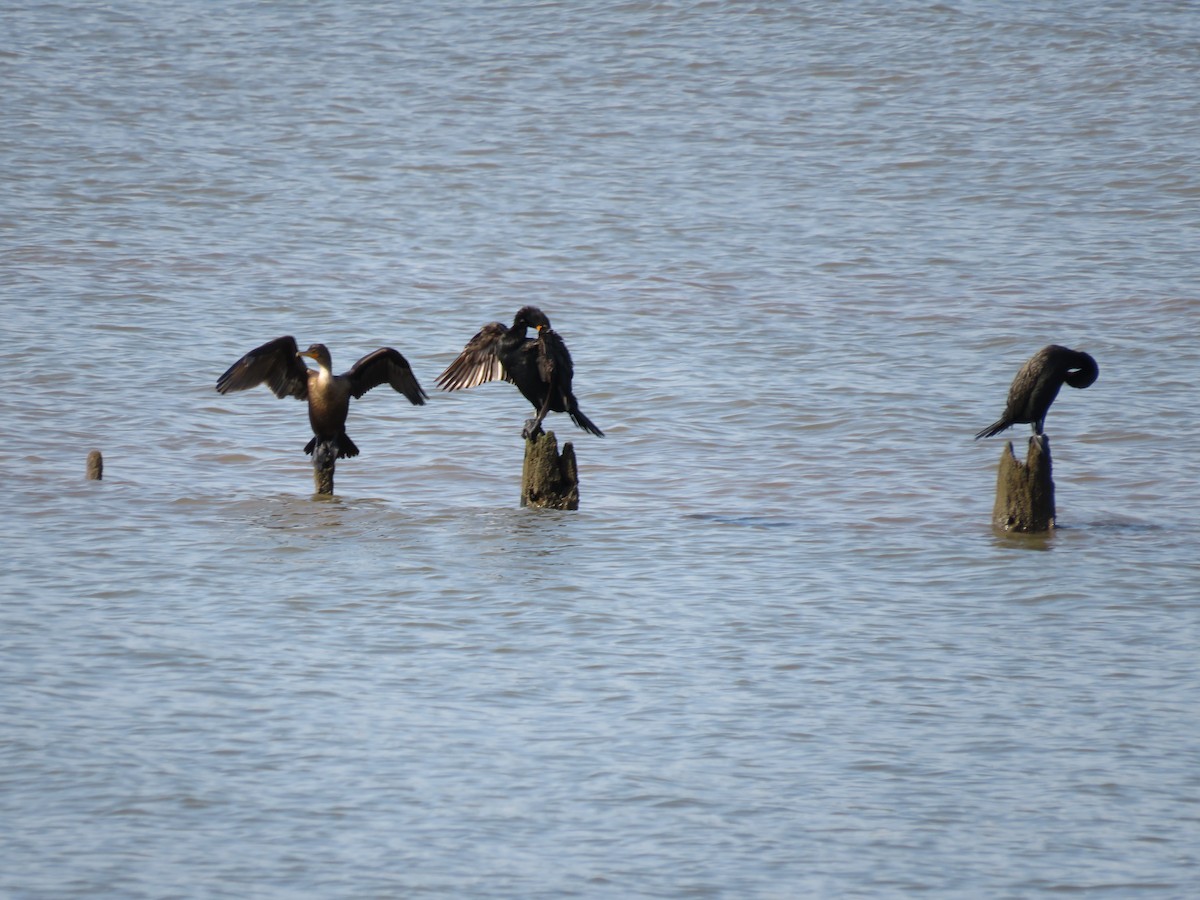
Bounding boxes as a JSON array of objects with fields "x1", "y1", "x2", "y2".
[
  {"x1": 348, "y1": 348, "x2": 427, "y2": 405},
  {"x1": 216, "y1": 335, "x2": 308, "y2": 399},
  {"x1": 436, "y1": 322, "x2": 511, "y2": 391}
]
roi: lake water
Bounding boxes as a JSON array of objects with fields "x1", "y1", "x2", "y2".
[{"x1": 2, "y1": 1, "x2": 1199, "y2": 896}]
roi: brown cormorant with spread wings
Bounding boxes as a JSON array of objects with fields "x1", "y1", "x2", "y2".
[
  {"x1": 216, "y1": 336, "x2": 426, "y2": 458},
  {"x1": 436, "y1": 306, "x2": 603, "y2": 439},
  {"x1": 976, "y1": 344, "x2": 1098, "y2": 439}
]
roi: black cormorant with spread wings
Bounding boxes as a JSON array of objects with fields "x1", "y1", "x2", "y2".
[
  {"x1": 216, "y1": 336, "x2": 426, "y2": 458},
  {"x1": 436, "y1": 306, "x2": 603, "y2": 439},
  {"x1": 975, "y1": 344, "x2": 1098, "y2": 439}
]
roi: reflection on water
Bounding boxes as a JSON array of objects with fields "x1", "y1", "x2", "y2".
[{"x1": 3, "y1": 0, "x2": 1200, "y2": 897}]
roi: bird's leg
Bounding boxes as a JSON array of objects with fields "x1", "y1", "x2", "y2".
[
  {"x1": 523, "y1": 402, "x2": 550, "y2": 439},
  {"x1": 523, "y1": 395, "x2": 554, "y2": 440}
]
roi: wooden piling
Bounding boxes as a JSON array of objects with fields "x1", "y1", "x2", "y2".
[
  {"x1": 521, "y1": 431, "x2": 579, "y2": 510},
  {"x1": 993, "y1": 434, "x2": 1055, "y2": 533},
  {"x1": 86, "y1": 449, "x2": 103, "y2": 481},
  {"x1": 312, "y1": 440, "x2": 337, "y2": 496}
]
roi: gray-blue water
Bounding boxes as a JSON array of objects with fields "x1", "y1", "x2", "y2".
[{"x1": 3, "y1": 1, "x2": 1199, "y2": 896}]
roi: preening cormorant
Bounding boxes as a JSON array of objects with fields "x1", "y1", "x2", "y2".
[
  {"x1": 216, "y1": 336, "x2": 427, "y2": 458},
  {"x1": 975, "y1": 344, "x2": 1098, "y2": 439},
  {"x1": 436, "y1": 306, "x2": 603, "y2": 439}
]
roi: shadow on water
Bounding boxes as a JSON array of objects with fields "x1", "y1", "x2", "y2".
[
  {"x1": 1077, "y1": 518, "x2": 1169, "y2": 533},
  {"x1": 989, "y1": 517, "x2": 1172, "y2": 551},
  {"x1": 685, "y1": 512, "x2": 798, "y2": 529},
  {"x1": 225, "y1": 492, "x2": 392, "y2": 532},
  {"x1": 989, "y1": 527, "x2": 1056, "y2": 552}
]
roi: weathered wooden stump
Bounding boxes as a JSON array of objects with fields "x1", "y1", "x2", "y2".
[
  {"x1": 86, "y1": 449, "x2": 103, "y2": 480},
  {"x1": 993, "y1": 434, "x2": 1055, "y2": 533},
  {"x1": 312, "y1": 440, "x2": 338, "y2": 496},
  {"x1": 521, "y1": 430, "x2": 579, "y2": 510}
]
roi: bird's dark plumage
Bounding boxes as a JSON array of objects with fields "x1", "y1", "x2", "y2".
[
  {"x1": 975, "y1": 344, "x2": 1098, "y2": 440},
  {"x1": 436, "y1": 306, "x2": 603, "y2": 439},
  {"x1": 216, "y1": 336, "x2": 426, "y2": 459},
  {"x1": 215, "y1": 335, "x2": 309, "y2": 400}
]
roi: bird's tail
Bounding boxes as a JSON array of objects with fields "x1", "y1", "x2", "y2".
[
  {"x1": 974, "y1": 419, "x2": 1010, "y2": 440},
  {"x1": 304, "y1": 434, "x2": 360, "y2": 458},
  {"x1": 570, "y1": 407, "x2": 604, "y2": 437}
]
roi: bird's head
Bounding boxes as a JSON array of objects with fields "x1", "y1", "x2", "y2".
[
  {"x1": 514, "y1": 305, "x2": 551, "y2": 333},
  {"x1": 300, "y1": 343, "x2": 333, "y2": 372},
  {"x1": 1065, "y1": 350, "x2": 1099, "y2": 390}
]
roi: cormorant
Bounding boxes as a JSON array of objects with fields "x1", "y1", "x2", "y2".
[
  {"x1": 216, "y1": 336, "x2": 427, "y2": 458},
  {"x1": 975, "y1": 344, "x2": 1098, "y2": 439},
  {"x1": 436, "y1": 306, "x2": 603, "y2": 439}
]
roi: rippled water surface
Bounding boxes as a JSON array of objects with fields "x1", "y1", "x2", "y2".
[{"x1": 3, "y1": 2, "x2": 1199, "y2": 896}]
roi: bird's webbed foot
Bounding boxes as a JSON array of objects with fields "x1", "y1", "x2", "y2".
[{"x1": 522, "y1": 418, "x2": 545, "y2": 441}]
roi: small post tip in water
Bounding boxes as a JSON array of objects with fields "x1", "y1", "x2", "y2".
[{"x1": 86, "y1": 449, "x2": 103, "y2": 481}]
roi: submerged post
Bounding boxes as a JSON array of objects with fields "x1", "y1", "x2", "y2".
[
  {"x1": 993, "y1": 435, "x2": 1055, "y2": 533},
  {"x1": 86, "y1": 449, "x2": 103, "y2": 481},
  {"x1": 521, "y1": 431, "x2": 579, "y2": 510},
  {"x1": 312, "y1": 440, "x2": 337, "y2": 496}
]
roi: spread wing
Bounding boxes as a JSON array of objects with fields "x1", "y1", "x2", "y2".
[
  {"x1": 347, "y1": 348, "x2": 427, "y2": 405},
  {"x1": 435, "y1": 322, "x2": 511, "y2": 391},
  {"x1": 216, "y1": 335, "x2": 308, "y2": 399}
]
